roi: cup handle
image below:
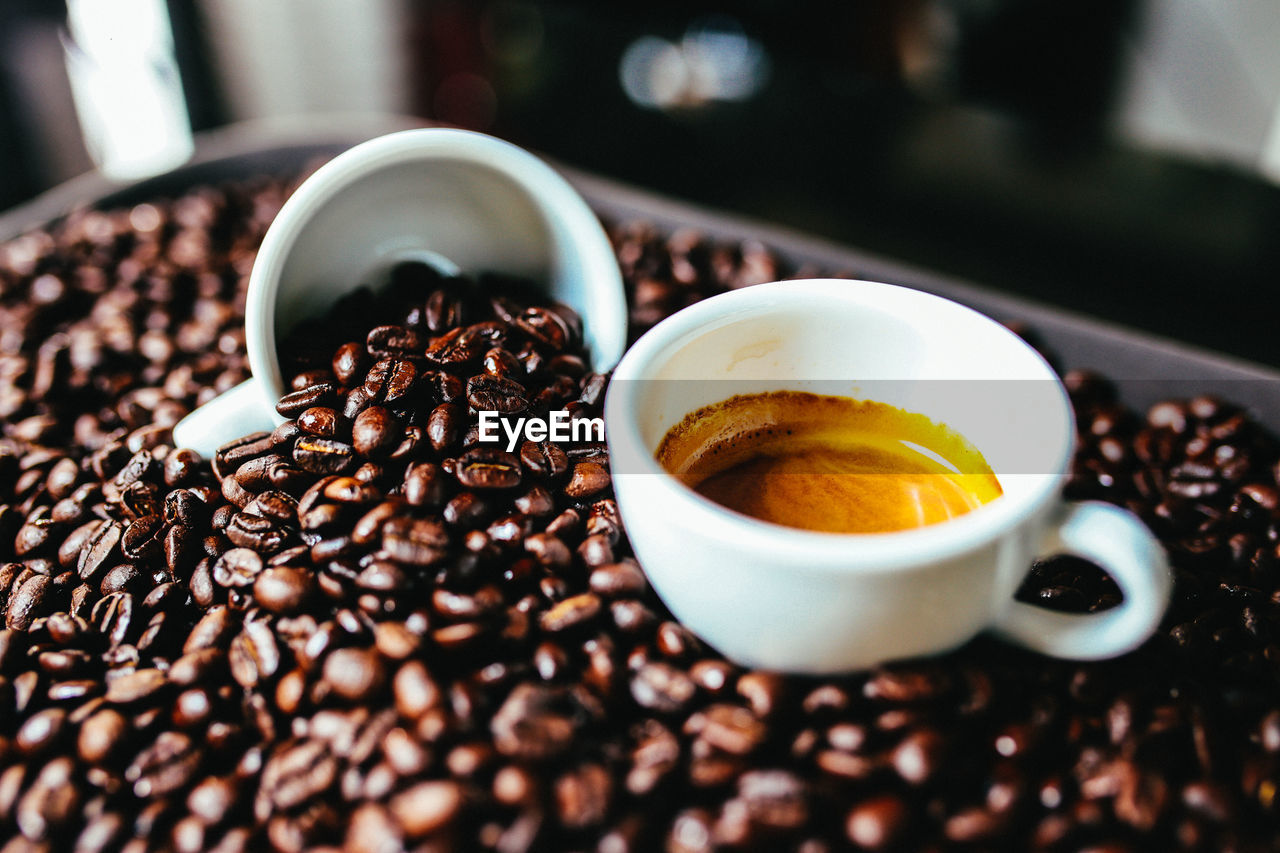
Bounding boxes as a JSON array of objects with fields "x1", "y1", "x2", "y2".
[
  {"x1": 171, "y1": 379, "x2": 280, "y2": 459},
  {"x1": 993, "y1": 501, "x2": 1172, "y2": 660}
]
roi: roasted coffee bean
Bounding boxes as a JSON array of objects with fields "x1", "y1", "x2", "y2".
[
  {"x1": 555, "y1": 762, "x2": 611, "y2": 828},
  {"x1": 426, "y1": 402, "x2": 462, "y2": 452},
  {"x1": 366, "y1": 324, "x2": 421, "y2": 357},
  {"x1": 120, "y1": 514, "x2": 164, "y2": 560},
  {"x1": 6, "y1": 574, "x2": 51, "y2": 630},
  {"x1": 382, "y1": 359, "x2": 421, "y2": 405},
  {"x1": 213, "y1": 433, "x2": 273, "y2": 480},
  {"x1": 565, "y1": 461, "x2": 610, "y2": 498},
  {"x1": 77, "y1": 520, "x2": 122, "y2": 584},
  {"x1": 58, "y1": 519, "x2": 101, "y2": 569},
  {"x1": 466, "y1": 374, "x2": 528, "y2": 414},
  {"x1": 78, "y1": 707, "x2": 128, "y2": 764},
  {"x1": 245, "y1": 490, "x2": 299, "y2": 525},
  {"x1": 16, "y1": 706, "x2": 67, "y2": 753},
  {"x1": 381, "y1": 517, "x2": 448, "y2": 567},
  {"x1": 425, "y1": 326, "x2": 483, "y2": 365},
  {"x1": 293, "y1": 436, "x2": 357, "y2": 475},
  {"x1": 632, "y1": 662, "x2": 697, "y2": 713},
  {"x1": 254, "y1": 567, "x2": 313, "y2": 614},
  {"x1": 126, "y1": 731, "x2": 201, "y2": 798},
  {"x1": 323, "y1": 646, "x2": 386, "y2": 702},
  {"x1": 891, "y1": 729, "x2": 944, "y2": 785},
  {"x1": 276, "y1": 383, "x2": 336, "y2": 418},
  {"x1": 105, "y1": 667, "x2": 166, "y2": 704},
  {"x1": 442, "y1": 492, "x2": 491, "y2": 529},
  {"x1": 388, "y1": 779, "x2": 462, "y2": 839},
  {"x1": 212, "y1": 547, "x2": 263, "y2": 588},
  {"x1": 456, "y1": 448, "x2": 522, "y2": 490},
  {"x1": 333, "y1": 341, "x2": 369, "y2": 385},
  {"x1": 515, "y1": 305, "x2": 571, "y2": 349},
  {"x1": 540, "y1": 593, "x2": 601, "y2": 632},
  {"x1": 351, "y1": 406, "x2": 400, "y2": 457},
  {"x1": 228, "y1": 619, "x2": 280, "y2": 688},
  {"x1": 14, "y1": 512, "x2": 57, "y2": 556},
  {"x1": 590, "y1": 561, "x2": 647, "y2": 598},
  {"x1": 321, "y1": 477, "x2": 378, "y2": 505},
  {"x1": 491, "y1": 684, "x2": 578, "y2": 759},
  {"x1": 91, "y1": 591, "x2": 134, "y2": 646},
  {"x1": 416, "y1": 279, "x2": 459, "y2": 330},
  {"x1": 402, "y1": 462, "x2": 446, "y2": 507},
  {"x1": 519, "y1": 440, "x2": 569, "y2": 480},
  {"x1": 297, "y1": 406, "x2": 339, "y2": 438},
  {"x1": 183, "y1": 605, "x2": 236, "y2": 654},
  {"x1": 483, "y1": 347, "x2": 520, "y2": 378},
  {"x1": 226, "y1": 512, "x2": 289, "y2": 553},
  {"x1": 291, "y1": 369, "x2": 333, "y2": 391},
  {"x1": 846, "y1": 796, "x2": 909, "y2": 849}
]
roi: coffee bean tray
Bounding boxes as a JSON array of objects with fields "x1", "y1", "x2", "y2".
[{"x1": 2, "y1": 121, "x2": 1279, "y2": 852}]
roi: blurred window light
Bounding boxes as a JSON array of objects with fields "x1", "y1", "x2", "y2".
[
  {"x1": 1114, "y1": 0, "x2": 1280, "y2": 180},
  {"x1": 199, "y1": 0, "x2": 410, "y2": 122},
  {"x1": 620, "y1": 17, "x2": 770, "y2": 112},
  {"x1": 63, "y1": 0, "x2": 193, "y2": 181}
]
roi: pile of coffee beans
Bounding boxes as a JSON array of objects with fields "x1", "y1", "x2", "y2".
[{"x1": 1, "y1": 173, "x2": 1278, "y2": 852}]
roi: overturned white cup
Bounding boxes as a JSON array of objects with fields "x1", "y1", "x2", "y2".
[
  {"x1": 173, "y1": 128, "x2": 626, "y2": 458},
  {"x1": 605, "y1": 279, "x2": 1172, "y2": 673}
]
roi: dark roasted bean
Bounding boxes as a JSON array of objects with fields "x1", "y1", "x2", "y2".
[
  {"x1": 403, "y1": 462, "x2": 446, "y2": 507},
  {"x1": 254, "y1": 567, "x2": 313, "y2": 614},
  {"x1": 590, "y1": 560, "x2": 647, "y2": 598},
  {"x1": 426, "y1": 402, "x2": 462, "y2": 452},
  {"x1": 389, "y1": 779, "x2": 462, "y2": 839},
  {"x1": 228, "y1": 620, "x2": 279, "y2": 688},
  {"x1": 565, "y1": 461, "x2": 610, "y2": 498},
  {"x1": 425, "y1": 325, "x2": 483, "y2": 365},
  {"x1": 456, "y1": 447, "x2": 522, "y2": 490},
  {"x1": 297, "y1": 406, "x2": 339, "y2": 438},
  {"x1": 276, "y1": 383, "x2": 336, "y2": 418},
  {"x1": 332, "y1": 341, "x2": 368, "y2": 385},
  {"x1": 105, "y1": 667, "x2": 166, "y2": 704},
  {"x1": 6, "y1": 574, "x2": 51, "y2": 630},
  {"x1": 78, "y1": 520, "x2": 122, "y2": 583},
  {"x1": 351, "y1": 406, "x2": 400, "y2": 457},
  {"x1": 424, "y1": 283, "x2": 465, "y2": 332},
  {"x1": 213, "y1": 432, "x2": 273, "y2": 480},
  {"x1": 324, "y1": 646, "x2": 385, "y2": 702},
  {"x1": 632, "y1": 662, "x2": 697, "y2": 713},
  {"x1": 491, "y1": 684, "x2": 577, "y2": 759},
  {"x1": 366, "y1": 324, "x2": 421, "y2": 357},
  {"x1": 382, "y1": 517, "x2": 448, "y2": 566},
  {"x1": 212, "y1": 547, "x2": 263, "y2": 588},
  {"x1": 126, "y1": 731, "x2": 200, "y2": 798},
  {"x1": 540, "y1": 593, "x2": 601, "y2": 632},
  {"x1": 293, "y1": 436, "x2": 357, "y2": 475},
  {"x1": 466, "y1": 374, "x2": 528, "y2": 414}
]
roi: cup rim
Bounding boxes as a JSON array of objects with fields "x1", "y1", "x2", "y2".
[
  {"x1": 604, "y1": 278, "x2": 1075, "y2": 571},
  {"x1": 245, "y1": 127, "x2": 625, "y2": 415}
]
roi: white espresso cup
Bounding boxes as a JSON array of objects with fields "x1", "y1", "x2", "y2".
[
  {"x1": 173, "y1": 128, "x2": 626, "y2": 458},
  {"x1": 604, "y1": 279, "x2": 1172, "y2": 673}
]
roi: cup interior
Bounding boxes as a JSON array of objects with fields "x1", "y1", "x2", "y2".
[
  {"x1": 607, "y1": 279, "x2": 1074, "y2": 541},
  {"x1": 245, "y1": 129, "x2": 626, "y2": 408}
]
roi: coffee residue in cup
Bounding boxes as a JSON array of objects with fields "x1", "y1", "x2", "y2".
[{"x1": 656, "y1": 391, "x2": 1003, "y2": 533}]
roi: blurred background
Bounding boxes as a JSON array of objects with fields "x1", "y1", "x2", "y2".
[{"x1": 2, "y1": 0, "x2": 1279, "y2": 365}]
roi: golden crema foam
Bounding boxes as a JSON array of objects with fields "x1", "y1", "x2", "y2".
[{"x1": 656, "y1": 391, "x2": 1003, "y2": 534}]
